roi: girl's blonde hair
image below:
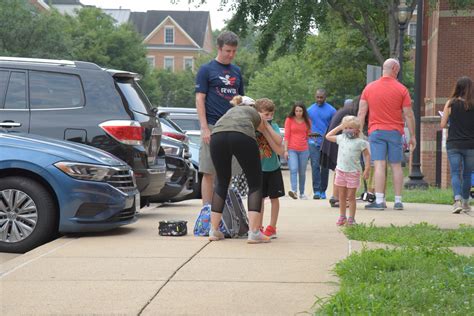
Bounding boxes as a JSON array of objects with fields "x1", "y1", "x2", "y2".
[
  {"x1": 230, "y1": 95, "x2": 255, "y2": 107},
  {"x1": 342, "y1": 115, "x2": 361, "y2": 130}
]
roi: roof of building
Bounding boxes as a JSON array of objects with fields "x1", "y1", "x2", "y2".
[
  {"x1": 129, "y1": 10, "x2": 210, "y2": 47},
  {"x1": 48, "y1": 0, "x2": 83, "y2": 5},
  {"x1": 103, "y1": 9, "x2": 131, "y2": 25}
]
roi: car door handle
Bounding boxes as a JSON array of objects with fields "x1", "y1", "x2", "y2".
[{"x1": 1, "y1": 121, "x2": 22, "y2": 128}]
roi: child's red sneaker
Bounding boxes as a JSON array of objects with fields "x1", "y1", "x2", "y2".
[{"x1": 263, "y1": 225, "x2": 277, "y2": 238}]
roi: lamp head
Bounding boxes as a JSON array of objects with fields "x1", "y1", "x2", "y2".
[{"x1": 398, "y1": 0, "x2": 409, "y2": 25}]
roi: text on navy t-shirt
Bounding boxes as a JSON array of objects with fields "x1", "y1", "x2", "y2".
[{"x1": 195, "y1": 60, "x2": 244, "y2": 125}]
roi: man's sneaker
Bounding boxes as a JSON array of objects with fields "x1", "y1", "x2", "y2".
[
  {"x1": 336, "y1": 216, "x2": 347, "y2": 226},
  {"x1": 263, "y1": 225, "x2": 277, "y2": 238},
  {"x1": 299, "y1": 194, "x2": 308, "y2": 200},
  {"x1": 365, "y1": 202, "x2": 385, "y2": 210},
  {"x1": 393, "y1": 202, "x2": 404, "y2": 210},
  {"x1": 452, "y1": 200, "x2": 463, "y2": 214},
  {"x1": 288, "y1": 191, "x2": 298, "y2": 199},
  {"x1": 247, "y1": 231, "x2": 271, "y2": 244},
  {"x1": 329, "y1": 197, "x2": 339, "y2": 208},
  {"x1": 209, "y1": 229, "x2": 225, "y2": 241},
  {"x1": 347, "y1": 217, "x2": 357, "y2": 226},
  {"x1": 313, "y1": 191, "x2": 321, "y2": 199},
  {"x1": 320, "y1": 192, "x2": 327, "y2": 199},
  {"x1": 462, "y1": 201, "x2": 472, "y2": 213}
]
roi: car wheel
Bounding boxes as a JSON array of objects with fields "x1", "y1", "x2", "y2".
[{"x1": 0, "y1": 177, "x2": 58, "y2": 253}]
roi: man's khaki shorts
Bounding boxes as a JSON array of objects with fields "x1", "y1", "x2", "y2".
[
  {"x1": 199, "y1": 125, "x2": 215, "y2": 175},
  {"x1": 199, "y1": 124, "x2": 243, "y2": 176}
]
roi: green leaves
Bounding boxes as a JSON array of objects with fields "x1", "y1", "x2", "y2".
[
  {"x1": 0, "y1": 1, "x2": 72, "y2": 59},
  {"x1": 246, "y1": 54, "x2": 319, "y2": 124}
]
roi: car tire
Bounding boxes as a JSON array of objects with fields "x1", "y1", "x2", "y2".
[{"x1": 0, "y1": 177, "x2": 58, "y2": 253}]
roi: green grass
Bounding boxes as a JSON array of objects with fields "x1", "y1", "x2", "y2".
[
  {"x1": 314, "y1": 223, "x2": 474, "y2": 314},
  {"x1": 344, "y1": 222, "x2": 474, "y2": 247},
  {"x1": 359, "y1": 166, "x2": 454, "y2": 204},
  {"x1": 315, "y1": 247, "x2": 474, "y2": 315}
]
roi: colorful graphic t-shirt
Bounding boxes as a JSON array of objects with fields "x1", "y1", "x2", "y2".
[
  {"x1": 195, "y1": 60, "x2": 244, "y2": 125},
  {"x1": 256, "y1": 122, "x2": 281, "y2": 172}
]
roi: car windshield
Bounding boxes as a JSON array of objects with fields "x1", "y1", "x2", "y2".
[
  {"x1": 116, "y1": 80, "x2": 152, "y2": 115},
  {"x1": 187, "y1": 134, "x2": 201, "y2": 145},
  {"x1": 172, "y1": 118, "x2": 200, "y2": 131}
]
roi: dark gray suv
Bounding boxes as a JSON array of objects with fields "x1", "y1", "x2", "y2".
[{"x1": 0, "y1": 57, "x2": 166, "y2": 206}]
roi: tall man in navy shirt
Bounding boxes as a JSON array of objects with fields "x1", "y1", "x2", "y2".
[
  {"x1": 195, "y1": 31, "x2": 244, "y2": 207},
  {"x1": 307, "y1": 89, "x2": 336, "y2": 199}
]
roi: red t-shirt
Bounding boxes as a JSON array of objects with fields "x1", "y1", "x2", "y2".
[
  {"x1": 361, "y1": 76, "x2": 412, "y2": 135},
  {"x1": 284, "y1": 117, "x2": 310, "y2": 151}
]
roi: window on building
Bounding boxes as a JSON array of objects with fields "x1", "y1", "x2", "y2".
[
  {"x1": 164, "y1": 57, "x2": 174, "y2": 72},
  {"x1": 408, "y1": 22, "x2": 417, "y2": 41},
  {"x1": 29, "y1": 71, "x2": 84, "y2": 109},
  {"x1": 146, "y1": 56, "x2": 155, "y2": 68},
  {"x1": 183, "y1": 57, "x2": 194, "y2": 71},
  {"x1": 165, "y1": 26, "x2": 174, "y2": 44}
]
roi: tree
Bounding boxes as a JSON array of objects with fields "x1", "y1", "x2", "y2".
[
  {"x1": 246, "y1": 54, "x2": 319, "y2": 124},
  {"x1": 185, "y1": 0, "x2": 474, "y2": 64},
  {"x1": 0, "y1": 0, "x2": 72, "y2": 59},
  {"x1": 301, "y1": 15, "x2": 382, "y2": 106},
  {"x1": 145, "y1": 69, "x2": 196, "y2": 108},
  {"x1": 66, "y1": 8, "x2": 148, "y2": 75}
]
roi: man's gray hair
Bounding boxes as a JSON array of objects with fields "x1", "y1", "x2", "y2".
[{"x1": 217, "y1": 31, "x2": 239, "y2": 48}]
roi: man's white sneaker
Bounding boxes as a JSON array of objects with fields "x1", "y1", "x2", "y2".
[{"x1": 452, "y1": 200, "x2": 463, "y2": 214}]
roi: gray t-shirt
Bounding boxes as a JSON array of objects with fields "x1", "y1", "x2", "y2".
[
  {"x1": 212, "y1": 105, "x2": 261, "y2": 140},
  {"x1": 336, "y1": 134, "x2": 369, "y2": 172}
]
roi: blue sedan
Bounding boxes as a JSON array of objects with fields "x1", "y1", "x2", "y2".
[{"x1": 0, "y1": 126, "x2": 139, "y2": 253}]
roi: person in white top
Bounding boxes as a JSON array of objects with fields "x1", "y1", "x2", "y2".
[{"x1": 326, "y1": 116, "x2": 370, "y2": 226}]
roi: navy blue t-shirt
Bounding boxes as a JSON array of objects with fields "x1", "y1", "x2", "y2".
[{"x1": 195, "y1": 60, "x2": 244, "y2": 125}]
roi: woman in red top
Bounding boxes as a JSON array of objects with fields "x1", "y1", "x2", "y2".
[{"x1": 284, "y1": 102, "x2": 312, "y2": 199}]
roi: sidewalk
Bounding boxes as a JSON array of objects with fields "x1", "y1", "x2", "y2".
[{"x1": 1, "y1": 194, "x2": 472, "y2": 315}]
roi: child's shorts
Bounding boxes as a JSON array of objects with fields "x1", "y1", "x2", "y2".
[
  {"x1": 334, "y1": 168, "x2": 360, "y2": 189},
  {"x1": 262, "y1": 168, "x2": 285, "y2": 199}
]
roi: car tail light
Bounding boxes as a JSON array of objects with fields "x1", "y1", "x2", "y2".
[
  {"x1": 99, "y1": 120, "x2": 144, "y2": 145},
  {"x1": 163, "y1": 131, "x2": 186, "y2": 142}
]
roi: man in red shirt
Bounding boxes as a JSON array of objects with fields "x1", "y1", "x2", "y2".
[{"x1": 358, "y1": 58, "x2": 416, "y2": 210}]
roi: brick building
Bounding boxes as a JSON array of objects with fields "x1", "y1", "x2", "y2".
[
  {"x1": 420, "y1": 0, "x2": 474, "y2": 187},
  {"x1": 129, "y1": 11, "x2": 214, "y2": 72}
]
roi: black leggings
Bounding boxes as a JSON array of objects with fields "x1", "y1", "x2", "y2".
[{"x1": 210, "y1": 132, "x2": 262, "y2": 213}]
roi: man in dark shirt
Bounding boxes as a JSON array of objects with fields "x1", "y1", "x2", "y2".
[{"x1": 195, "y1": 31, "x2": 244, "y2": 207}]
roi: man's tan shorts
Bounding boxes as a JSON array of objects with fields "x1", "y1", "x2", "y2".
[
  {"x1": 199, "y1": 124, "x2": 242, "y2": 175},
  {"x1": 199, "y1": 125, "x2": 215, "y2": 175}
]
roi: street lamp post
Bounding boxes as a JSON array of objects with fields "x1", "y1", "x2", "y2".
[
  {"x1": 405, "y1": 0, "x2": 428, "y2": 189},
  {"x1": 397, "y1": 0, "x2": 409, "y2": 82}
]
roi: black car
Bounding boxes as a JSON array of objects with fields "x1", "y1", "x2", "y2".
[
  {"x1": 149, "y1": 135, "x2": 197, "y2": 203},
  {"x1": 158, "y1": 112, "x2": 201, "y2": 199},
  {"x1": 0, "y1": 57, "x2": 166, "y2": 206}
]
